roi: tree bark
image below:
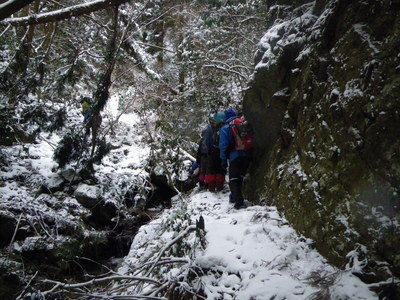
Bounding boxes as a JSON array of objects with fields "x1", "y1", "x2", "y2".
[
  {"x1": 176, "y1": 1, "x2": 185, "y2": 93},
  {"x1": 9, "y1": 0, "x2": 39, "y2": 76},
  {"x1": 90, "y1": 4, "x2": 120, "y2": 157},
  {"x1": 1, "y1": 0, "x2": 130, "y2": 26}
]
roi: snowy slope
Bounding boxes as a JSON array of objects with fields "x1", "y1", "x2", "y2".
[{"x1": 117, "y1": 189, "x2": 378, "y2": 300}]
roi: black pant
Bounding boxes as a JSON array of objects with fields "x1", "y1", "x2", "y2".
[
  {"x1": 229, "y1": 156, "x2": 250, "y2": 206},
  {"x1": 207, "y1": 148, "x2": 223, "y2": 175}
]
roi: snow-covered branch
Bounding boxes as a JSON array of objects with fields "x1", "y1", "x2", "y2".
[
  {"x1": 146, "y1": 225, "x2": 196, "y2": 275},
  {"x1": 0, "y1": 0, "x2": 130, "y2": 26},
  {"x1": 40, "y1": 274, "x2": 162, "y2": 297},
  {"x1": 202, "y1": 64, "x2": 249, "y2": 81}
]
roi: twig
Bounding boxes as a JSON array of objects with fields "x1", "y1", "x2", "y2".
[
  {"x1": 145, "y1": 282, "x2": 170, "y2": 297},
  {"x1": 135, "y1": 41, "x2": 176, "y2": 53},
  {"x1": 41, "y1": 274, "x2": 162, "y2": 296},
  {"x1": 34, "y1": 209, "x2": 54, "y2": 241},
  {"x1": 146, "y1": 225, "x2": 196, "y2": 276},
  {"x1": 177, "y1": 281, "x2": 207, "y2": 300},
  {"x1": 0, "y1": 23, "x2": 11, "y2": 37},
  {"x1": 15, "y1": 271, "x2": 38, "y2": 300},
  {"x1": 75, "y1": 256, "x2": 115, "y2": 274},
  {"x1": 178, "y1": 147, "x2": 196, "y2": 162},
  {"x1": 71, "y1": 293, "x2": 168, "y2": 300},
  {"x1": 8, "y1": 213, "x2": 22, "y2": 251},
  {"x1": 37, "y1": 135, "x2": 57, "y2": 149},
  {"x1": 142, "y1": 257, "x2": 189, "y2": 268}
]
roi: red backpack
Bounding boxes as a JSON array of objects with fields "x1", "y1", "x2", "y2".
[{"x1": 229, "y1": 118, "x2": 254, "y2": 151}]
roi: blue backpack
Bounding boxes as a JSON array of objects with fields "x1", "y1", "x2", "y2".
[{"x1": 211, "y1": 112, "x2": 226, "y2": 149}]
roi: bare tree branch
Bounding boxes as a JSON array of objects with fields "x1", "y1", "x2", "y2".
[
  {"x1": 41, "y1": 274, "x2": 162, "y2": 296},
  {"x1": 202, "y1": 64, "x2": 249, "y2": 81},
  {"x1": 0, "y1": 0, "x2": 130, "y2": 26},
  {"x1": 146, "y1": 225, "x2": 196, "y2": 276}
]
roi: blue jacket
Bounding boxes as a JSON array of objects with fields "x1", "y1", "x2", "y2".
[{"x1": 219, "y1": 116, "x2": 252, "y2": 163}]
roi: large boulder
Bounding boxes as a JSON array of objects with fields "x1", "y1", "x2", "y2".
[
  {"x1": 40, "y1": 173, "x2": 65, "y2": 193},
  {"x1": 0, "y1": 257, "x2": 25, "y2": 300},
  {"x1": 74, "y1": 183, "x2": 102, "y2": 208},
  {"x1": 0, "y1": 211, "x2": 16, "y2": 247},
  {"x1": 74, "y1": 183, "x2": 117, "y2": 227}
]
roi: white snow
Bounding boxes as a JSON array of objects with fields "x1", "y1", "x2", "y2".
[
  {"x1": 74, "y1": 183, "x2": 101, "y2": 198},
  {"x1": 255, "y1": 3, "x2": 317, "y2": 71},
  {"x1": 117, "y1": 190, "x2": 378, "y2": 299},
  {"x1": 353, "y1": 24, "x2": 380, "y2": 54}
]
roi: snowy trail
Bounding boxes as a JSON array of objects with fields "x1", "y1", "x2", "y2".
[{"x1": 119, "y1": 189, "x2": 378, "y2": 300}]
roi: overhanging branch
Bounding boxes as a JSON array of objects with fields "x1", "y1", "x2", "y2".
[
  {"x1": 0, "y1": 0, "x2": 130, "y2": 26},
  {"x1": 0, "y1": 0, "x2": 36, "y2": 21}
]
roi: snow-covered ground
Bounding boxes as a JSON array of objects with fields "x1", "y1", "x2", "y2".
[
  {"x1": 0, "y1": 97, "x2": 151, "y2": 266},
  {"x1": 0, "y1": 96, "x2": 150, "y2": 206},
  {"x1": 118, "y1": 189, "x2": 378, "y2": 300}
]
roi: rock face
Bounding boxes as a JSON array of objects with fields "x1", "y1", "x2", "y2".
[{"x1": 244, "y1": 0, "x2": 400, "y2": 292}]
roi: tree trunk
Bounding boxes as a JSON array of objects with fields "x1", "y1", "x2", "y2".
[
  {"x1": 177, "y1": 2, "x2": 185, "y2": 93},
  {"x1": 91, "y1": 4, "x2": 120, "y2": 157},
  {"x1": 13, "y1": 1, "x2": 39, "y2": 75}
]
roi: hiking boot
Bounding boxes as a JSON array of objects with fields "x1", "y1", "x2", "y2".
[
  {"x1": 216, "y1": 181, "x2": 224, "y2": 191},
  {"x1": 229, "y1": 194, "x2": 234, "y2": 203},
  {"x1": 208, "y1": 182, "x2": 216, "y2": 192},
  {"x1": 234, "y1": 203, "x2": 246, "y2": 209},
  {"x1": 199, "y1": 182, "x2": 207, "y2": 191}
]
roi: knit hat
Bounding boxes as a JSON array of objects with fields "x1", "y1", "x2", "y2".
[
  {"x1": 225, "y1": 109, "x2": 236, "y2": 120},
  {"x1": 80, "y1": 96, "x2": 91, "y2": 104},
  {"x1": 214, "y1": 112, "x2": 226, "y2": 124}
]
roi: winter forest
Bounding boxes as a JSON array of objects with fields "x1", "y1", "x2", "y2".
[{"x1": 0, "y1": 0, "x2": 399, "y2": 299}]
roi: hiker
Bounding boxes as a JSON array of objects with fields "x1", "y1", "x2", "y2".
[
  {"x1": 193, "y1": 129, "x2": 208, "y2": 189},
  {"x1": 80, "y1": 97, "x2": 91, "y2": 117},
  {"x1": 219, "y1": 109, "x2": 253, "y2": 209},
  {"x1": 81, "y1": 97, "x2": 102, "y2": 137},
  {"x1": 81, "y1": 97, "x2": 103, "y2": 156},
  {"x1": 204, "y1": 111, "x2": 226, "y2": 192}
]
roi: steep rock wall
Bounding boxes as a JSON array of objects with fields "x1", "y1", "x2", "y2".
[{"x1": 244, "y1": 0, "x2": 400, "y2": 289}]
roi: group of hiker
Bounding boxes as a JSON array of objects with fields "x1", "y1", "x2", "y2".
[
  {"x1": 79, "y1": 97, "x2": 252, "y2": 208},
  {"x1": 193, "y1": 109, "x2": 253, "y2": 209}
]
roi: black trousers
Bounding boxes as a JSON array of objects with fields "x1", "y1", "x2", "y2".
[
  {"x1": 229, "y1": 156, "x2": 250, "y2": 205},
  {"x1": 207, "y1": 148, "x2": 223, "y2": 175}
]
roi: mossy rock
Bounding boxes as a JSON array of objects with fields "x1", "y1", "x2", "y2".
[{"x1": 243, "y1": 0, "x2": 400, "y2": 285}]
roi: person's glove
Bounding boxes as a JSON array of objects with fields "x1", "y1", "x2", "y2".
[
  {"x1": 191, "y1": 162, "x2": 199, "y2": 172},
  {"x1": 221, "y1": 160, "x2": 228, "y2": 171}
]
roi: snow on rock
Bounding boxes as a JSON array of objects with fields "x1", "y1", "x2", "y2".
[
  {"x1": 118, "y1": 190, "x2": 378, "y2": 299},
  {"x1": 74, "y1": 183, "x2": 102, "y2": 208},
  {"x1": 42, "y1": 173, "x2": 65, "y2": 192},
  {"x1": 255, "y1": 3, "x2": 317, "y2": 72},
  {"x1": 59, "y1": 168, "x2": 82, "y2": 183}
]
